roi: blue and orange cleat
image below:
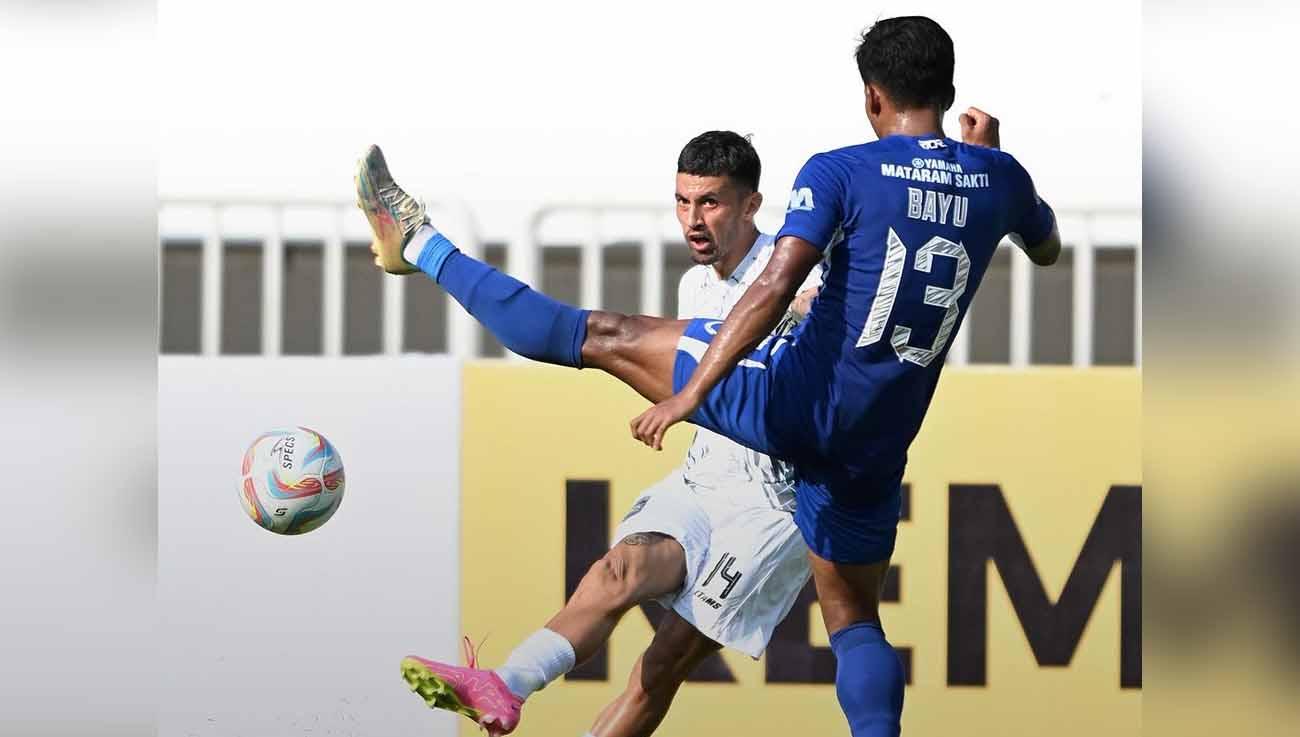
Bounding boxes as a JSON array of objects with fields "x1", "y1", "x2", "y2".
[{"x1": 400, "y1": 638, "x2": 524, "y2": 736}]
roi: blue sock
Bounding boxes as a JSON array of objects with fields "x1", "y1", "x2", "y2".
[
  {"x1": 414, "y1": 233, "x2": 588, "y2": 368},
  {"x1": 829, "y1": 622, "x2": 905, "y2": 737}
]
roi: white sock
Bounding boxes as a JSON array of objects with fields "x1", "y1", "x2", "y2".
[
  {"x1": 493, "y1": 628, "x2": 577, "y2": 701},
  {"x1": 403, "y1": 223, "x2": 439, "y2": 265}
]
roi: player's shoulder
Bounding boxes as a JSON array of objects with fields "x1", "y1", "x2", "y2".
[
  {"x1": 853, "y1": 136, "x2": 1025, "y2": 169},
  {"x1": 792, "y1": 144, "x2": 874, "y2": 193},
  {"x1": 675, "y1": 265, "x2": 709, "y2": 318},
  {"x1": 744, "y1": 232, "x2": 778, "y2": 275},
  {"x1": 833, "y1": 136, "x2": 936, "y2": 160},
  {"x1": 804, "y1": 142, "x2": 877, "y2": 169},
  {"x1": 952, "y1": 142, "x2": 1028, "y2": 175},
  {"x1": 803, "y1": 138, "x2": 963, "y2": 173},
  {"x1": 677, "y1": 263, "x2": 709, "y2": 292}
]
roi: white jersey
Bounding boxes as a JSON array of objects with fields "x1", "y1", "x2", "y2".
[{"x1": 675, "y1": 232, "x2": 824, "y2": 512}]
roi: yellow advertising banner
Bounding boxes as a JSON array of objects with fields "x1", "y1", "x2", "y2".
[{"x1": 461, "y1": 364, "x2": 1141, "y2": 736}]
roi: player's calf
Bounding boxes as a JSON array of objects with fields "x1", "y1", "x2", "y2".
[
  {"x1": 808, "y1": 554, "x2": 903, "y2": 737},
  {"x1": 634, "y1": 611, "x2": 721, "y2": 705},
  {"x1": 355, "y1": 146, "x2": 686, "y2": 392},
  {"x1": 831, "y1": 622, "x2": 905, "y2": 737},
  {"x1": 376, "y1": 214, "x2": 681, "y2": 396},
  {"x1": 356, "y1": 146, "x2": 589, "y2": 367},
  {"x1": 588, "y1": 611, "x2": 722, "y2": 737}
]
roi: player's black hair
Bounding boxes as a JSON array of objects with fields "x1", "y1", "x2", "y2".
[
  {"x1": 854, "y1": 16, "x2": 956, "y2": 111},
  {"x1": 676, "y1": 131, "x2": 761, "y2": 193}
]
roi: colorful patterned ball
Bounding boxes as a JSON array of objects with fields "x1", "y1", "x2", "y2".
[{"x1": 239, "y1": 427, "x2": 345, "y2": 535}]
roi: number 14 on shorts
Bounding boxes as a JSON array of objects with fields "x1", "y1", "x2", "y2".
[{"x1": 701, "y1": 552, "x2": 742, "y2": 600}]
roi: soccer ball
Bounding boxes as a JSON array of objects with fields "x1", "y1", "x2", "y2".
[{"x1": 239, "y1": 427, "x2": 346, "y2": 535}]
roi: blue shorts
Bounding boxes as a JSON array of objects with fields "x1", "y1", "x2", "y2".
[{"x1": 673, "y1": 318, "x2": 903, "y2": 564}]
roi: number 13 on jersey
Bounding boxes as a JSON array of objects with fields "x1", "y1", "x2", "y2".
[{"x1": 857, "y1": 227, "x2": 970, "y2": 367}]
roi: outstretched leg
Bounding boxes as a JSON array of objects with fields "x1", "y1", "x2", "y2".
[
  {"x1": 356, "y1": 144, "x2": 684, "y2": 402},
  {"x1": 587, "y1": 610, "x2": 722, "y2": 737},
  {"x1": 399, "y1": 534, "x2": 687, "y2": 736}
]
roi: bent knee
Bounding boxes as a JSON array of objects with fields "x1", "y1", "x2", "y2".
[
  {"x1": 578, "y1": 546, "x2": 654, "y2": 610},
  {"x1": 584, "y1": 312, "x2": 652, "y2": 361},
  {"x1": 586, "y1": 311, "x2": 629, "y2": 341}
]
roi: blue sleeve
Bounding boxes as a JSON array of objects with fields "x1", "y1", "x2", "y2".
[
  {"x1": 1008, "y1": 159, "x2": 1055, "y2": 245},
  {"x1": 776, "y1": 154, "x2": 847, "y2": 251}
]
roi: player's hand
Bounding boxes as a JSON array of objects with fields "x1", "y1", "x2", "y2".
[
  {"x1": 790, "y1": 286, "x2": 819, "y2": 320},
  {"x1": 959, "y1": 107, "x2": 1000, "y2": 149},
  {"x1": 630, "y1": 392, "x2": 700, "y2": 451}
]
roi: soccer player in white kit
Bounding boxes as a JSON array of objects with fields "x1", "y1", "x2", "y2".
[{"x1": 398, "y1": 132, "x2": 822, "y2": 737}]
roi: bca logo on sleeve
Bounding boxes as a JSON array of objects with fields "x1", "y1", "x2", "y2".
[{"x1": 787, "y1": 187, "x2": 815, "y2": 212}]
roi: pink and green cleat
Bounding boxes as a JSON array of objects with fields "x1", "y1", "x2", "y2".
[{"x1": 400, "y1": 638, "x2": 524, "y2": 736}]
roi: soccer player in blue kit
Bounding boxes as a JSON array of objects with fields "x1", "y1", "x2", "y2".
[{"x1": 357, "y1": 16, "x2": 1060, "y2": 736}]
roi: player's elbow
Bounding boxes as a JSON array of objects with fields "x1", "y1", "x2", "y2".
[
  {"x1": 1029, "y1": 238, "x2": 1061, "y2": 266},
  {"x1": 759, "y1": 269, "x2": 803, "y2": 305},
  {"x1": 1014, "y1": 226, "x2": 1062, "y2": 267},
  {"x1": 767, "y1": 236, "x2": 824, "y2": 302}
]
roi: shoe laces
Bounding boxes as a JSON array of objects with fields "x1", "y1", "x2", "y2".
[{"x1": 378, "y1": 182, "x2": 427, "y2": 236}]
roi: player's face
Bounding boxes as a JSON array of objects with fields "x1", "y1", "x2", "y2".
[{"x1": 674, "y1": 173, "x2": 759, "y2": 268}]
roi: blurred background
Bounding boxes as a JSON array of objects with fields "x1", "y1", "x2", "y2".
[
  {"x1": 150, "y1": 3, "x2": 1143, "y2": 737},
  {"x1": 10, "y1": 0, "x2": 1299, "y2": 736}
]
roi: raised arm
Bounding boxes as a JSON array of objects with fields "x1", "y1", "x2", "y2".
[{"x1": 960, "y1": 106, "x2": 1061, "y2": 268}]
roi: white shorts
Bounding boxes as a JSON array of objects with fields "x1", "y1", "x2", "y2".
[{"x1": 612, "y1": 471, "x2": 811, "y2": 659}]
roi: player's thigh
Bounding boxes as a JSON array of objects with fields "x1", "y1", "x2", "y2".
[
  {"x1": 612, "y1": 474, "x2": 713, "y2": 601},
  {"x1": 583, "y1": 313, "x2": 686, "y2": 404},
  {"x1": 640, "y1": 609, "x2": 722, "y2": 690},
  {"x1": 679, "y1": 508, "x2": 810, "y2": 656},
  {"x1": 807, "y1": 549, "x2": 891, "y2": 635},
  {"x1": 673, "y1": 318, "x2": 787, "y2": 456},
  {"x1": 693, "y1": 509, "x2": 802, "y2": 603}
]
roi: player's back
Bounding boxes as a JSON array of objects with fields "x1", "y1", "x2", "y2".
[{"x1": 774, "y1": 135, "x2": 1051, "y2": 480}]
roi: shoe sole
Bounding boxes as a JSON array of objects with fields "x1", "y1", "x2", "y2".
[
  {"x1": 354, "y1": 156, "x2": 388, "y2": 228},
  {"x1": 400, "y1": 657, "x2": 483, "y2": 724}
]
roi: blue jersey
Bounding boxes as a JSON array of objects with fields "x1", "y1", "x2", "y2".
[
  {"x1": 670, "y1": 134, "x2": 1054, "y2": 560},
  {"x1": 769, "y1": 135, "x2": 1054, "y2": 480}
]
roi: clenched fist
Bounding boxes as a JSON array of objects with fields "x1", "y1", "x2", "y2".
[{"x1": 959, "y1": 107, "x2": 1000, "y2": 149}]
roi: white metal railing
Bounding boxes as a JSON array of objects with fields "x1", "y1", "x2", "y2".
[
  {"x1": 159, "y1": 198, "x2": 481, "y2": 358},
  {"x1": 159, "y1": 202, "x2": 1140, "y2": 366},
  {"x1": 520, "y1": 204, "x2": 682, "y2": 317}
]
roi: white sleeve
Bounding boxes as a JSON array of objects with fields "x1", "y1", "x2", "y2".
[{"x1": 676, "y1": 270, "x2": 696, "y2": 319}]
